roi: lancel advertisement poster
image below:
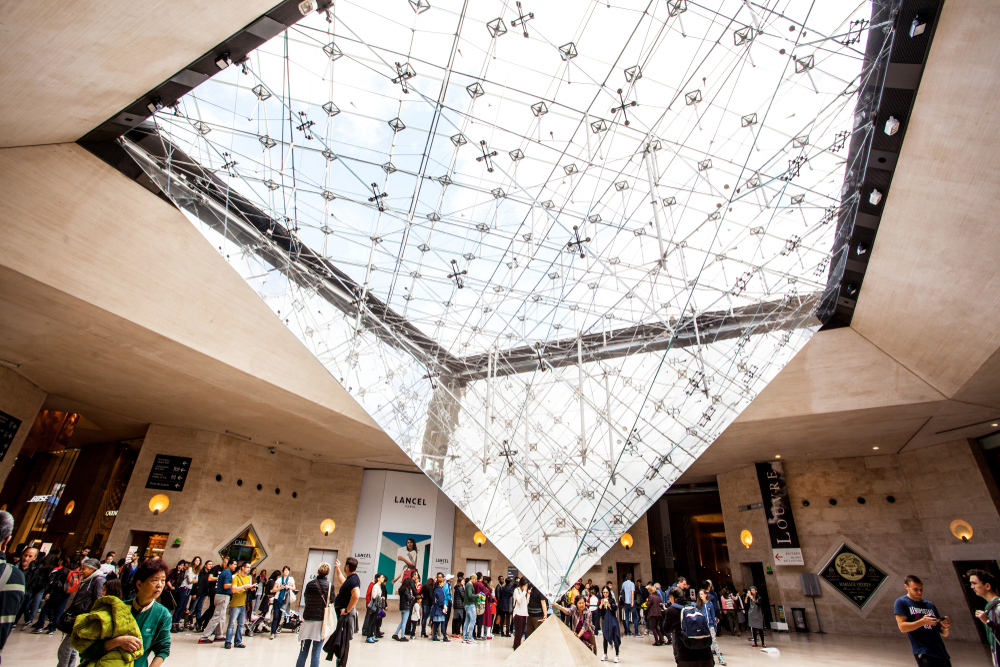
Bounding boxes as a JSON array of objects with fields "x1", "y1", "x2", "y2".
[{"x1": 351, "y1": 470, "x2": 455, "y2": 595}]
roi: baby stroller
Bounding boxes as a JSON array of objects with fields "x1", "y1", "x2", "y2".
[
  {"x1": 246, "y1": 610, "x2": 268, "y2": 636},
  {"x1": 282, "y1": 609, "x2": 303, "y2": 633}
]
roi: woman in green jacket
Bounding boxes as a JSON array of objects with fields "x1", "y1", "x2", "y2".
[{"x1": 79, "y1": 557, "x2": 172, "y2": 667}]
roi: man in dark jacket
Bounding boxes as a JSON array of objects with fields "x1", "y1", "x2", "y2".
[
  {"x1": 14, "y1": 547, "x2": 41, "y2": 629},
  {"x1": 663, "y1": 587, "x2": 713, "y2": 667},
  {"x1": 57, "y1": 557, "x2": 106, "y2": 667}
]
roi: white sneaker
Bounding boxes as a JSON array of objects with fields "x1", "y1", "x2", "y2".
[
  {"x1": 614, "y1": 657, "x2": 620, "y2": 663},
  {"x1": 601, "y1": 656, "x2": 608, "y2": 662}
]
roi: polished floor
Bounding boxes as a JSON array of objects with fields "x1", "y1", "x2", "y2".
[{"x1": 5, "y1": 612, "x2": 992, "y2": 666}]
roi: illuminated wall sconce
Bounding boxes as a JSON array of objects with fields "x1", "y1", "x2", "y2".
[
  {"x1": 148, "y1": 494, "x2": 170, "y2": 515},
  {"x1": 64, "y1": 500, "x2": 75, "y2": 515},
  {"x1": 950, "y1": 519, "x2": 973, "y2": 543},
  {"x1": 473, "y1": 531, "x2": 487, "y2": 547},
  {"x1": 620, "y1": 533, "x2": 634, "y2": 551},
  {"x1": 321, "y1": 519, "x2": 336, "y2": 536},
  {"x1": 740, "y1": 530, "x2": 753, "y2": 549}
]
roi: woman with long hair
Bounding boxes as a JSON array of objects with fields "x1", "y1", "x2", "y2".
[
  {"x1": 363, "y1": 574, "x2": 385, "y2": 643},
  {"x1": 599, "y1": 586, "x2": 621, "y2": 662},
  {"x1": 745, "y1": 586, "x2": 766, "y2": 648},
  {"x1": 511, "y1": 578, "x2": 529, "y2": 649},
  {"x1": 75, "y1": 557, "x2": 172, "y2": 667},
  {"x1": 184, "y1": 557, "x2": 202, "y2": 630},
  {"x1": 419, "y1": 576, "x2": 435, "y2": 638},
  {"x1": 269, "y1": 566, "x2": 295, "y2": 640},
  {"x1": 393, "y1": 576, "x2": 416, "y2": 641},
  {"x1": 552, "y1": 595, "x2": 597, "y2": 655}
]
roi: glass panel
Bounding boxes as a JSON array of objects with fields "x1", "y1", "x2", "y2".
[{"x1": 127, "y1": 0, "x2": 885, "y2": 595}]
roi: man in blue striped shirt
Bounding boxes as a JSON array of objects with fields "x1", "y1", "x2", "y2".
[{"x1": 0, "y1": 510, "x2": 27, "y2": 652}]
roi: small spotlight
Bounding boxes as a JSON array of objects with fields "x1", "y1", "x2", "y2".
[
  {"x1": 215, "y1": 52, "x2": 231, "y2": 70},
  {"x1": 869, "y1": 189, "x2": 883, "y2": 206},
  {"x1": 855, "y1": 241, "x2": 869, "y2": 257},
  {"x1": 885, "y1": 116, "x2": 900, "y2": 136},
  {"x1": 775, "y1": 454, "x2": 781, "y2": 459},
  {"x1": 910, "y1": 16, "x2": 926, "y2": 38},
  {"x1": 146, "y1": 97, "x2": 163, "y2": 114},
  {"x1": 845, "y1": 283, "x2": 859, "y2": 297},
  {"x1": 873, "y1": 446, "x2": 879, "y2": 450},
  {"x1": 993, "y1": 423, "x2": 999, "y2": 427},
  {"x1": 298, "y1": 0, "x2": 317, "y2": 15}
]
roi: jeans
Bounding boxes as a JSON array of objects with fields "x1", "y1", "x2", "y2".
[
  {"x1": 200, "y1": 594, "x2": 230, "y2": 639},
  {"x1": 462, "y1": 604, "x2": 476, "y2": 640},
  {"x1": 172, "y1": 588, "x2": 191, "y2": 625},
  {"x1": 189, "y1": 593, "x2": 207, "y2": 621},
  {"x1": 16, "y1": 589, "x2": 44, "y2": 625},
  {"x1": 420, "y1": 603, "x2": 432, "y2": 635},
  {"x1": 271, "y1": 602, "x2": 286, "y2": 635},
  {"x1": 296, "y1": 638, "x2": 324, "y2": 667},
  {"x1": 394, "y1": 609, "x2": 411, "y2": 637},
  {"x1": 225, "y1": 605, "x2": 246, "y2": 645},
  {"x1": 35, "y1": 595, "x2": 68, "y2": 629},
  {"x1": 625, "y1": 604, "x2": 640, "y2": 635}
]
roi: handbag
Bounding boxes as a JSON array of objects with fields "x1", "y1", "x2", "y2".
[{"x1": 321, "y1": 581, "x2": 337, "y2": 639}]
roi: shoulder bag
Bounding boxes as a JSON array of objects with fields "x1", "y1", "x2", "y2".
[{"x1": 321, "y1": 580, "x2": 337, "y2": 639}]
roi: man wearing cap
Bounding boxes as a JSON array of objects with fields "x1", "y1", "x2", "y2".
[{"x1": 57, "y1": 556, "x2": 106, "y2": 667}]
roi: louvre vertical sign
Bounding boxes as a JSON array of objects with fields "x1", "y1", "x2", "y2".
[{"x1": 755, "y1": 462, "x2": 803, "y2": 565}]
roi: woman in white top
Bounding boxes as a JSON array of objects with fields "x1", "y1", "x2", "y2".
[
  {"x1": 269, "y1": 566, "x2": 296, "y2": 639},
  {"x1": 182, "y1": 557, "x2": 199, "y2": 630},
  {"x1": 511, "y1": 579, "x2": 530, "y2": 650}
]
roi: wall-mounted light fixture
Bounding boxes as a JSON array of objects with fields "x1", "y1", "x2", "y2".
[
  {"x1": 740, "y1": 530, "x2": 753, "y2": 549},
  {"x1": 64, "y1": 500, "x2": 75, "y2": 515},
  {"x1": 950, "y1": 519, "x2": 973, "y2": 543},
  {"x1": 321, "y1": 519, "x2": 336, "y2": 536},
  {"x1": 473, "y1": 531, "x2": 487, "y2": 547},
  {"x1": 620, "y1": 533, "x2": 634, "y2": 551},
  {"x1": 148, "y1": 494, "x2": 169, "y2": 515}
]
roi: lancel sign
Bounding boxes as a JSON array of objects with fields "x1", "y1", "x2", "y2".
[{"x1": 394, "y1": 496, "x2": 427, "y2": 508}]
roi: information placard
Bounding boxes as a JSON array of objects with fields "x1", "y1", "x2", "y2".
[
  {"x1": 0, "y1": 410, "x2": 22, "y2": 462},
  {"x1": 145, "y1": 455, "x2": 192, "y2": 491}
]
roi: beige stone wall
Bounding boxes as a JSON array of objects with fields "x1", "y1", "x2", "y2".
[
  {"x1": 0, "y1": 366, "x2": 46, "y2": 488},
  {"x1": 106, "y1": 425, "x2": 363, "y2": 587},
  {"x1": 720, "y1": 440, "x2": 1000, "y2": 641},
  {"x1": 452, "y1": 508, "x2": 514, "y2": 580},
  {"x1": 580, "y1": 515, "x2": 652, "y2": 587},
  {"x1": 451, "y1": 509, "x2": 651, "y2": 593},
  {"x1": 719, "y1": 464, "x2": 774, "y2": 592}
]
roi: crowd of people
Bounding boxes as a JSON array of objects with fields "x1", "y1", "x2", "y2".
[{"x1": 2, "y1": 503, "x2": 997, "y2": 667}]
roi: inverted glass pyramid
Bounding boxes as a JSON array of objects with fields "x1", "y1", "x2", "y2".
[{"x1": 124, "y1": 0, "x2": 887, "y2": 595}]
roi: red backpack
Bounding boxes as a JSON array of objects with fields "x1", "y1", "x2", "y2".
[{"x1": 63, "y1": 568, "x2": 82, "y2": 594}]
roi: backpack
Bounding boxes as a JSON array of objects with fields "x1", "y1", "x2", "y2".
[
  {"x1": 475, "y1": 592, "x2": 486, "y2": 616},
  {"x1": 64, "y1": 568, "x2": 82, "y2": 594},
  {"x1": 675, "y1": 603, "x2": 713, "y2": 650}
]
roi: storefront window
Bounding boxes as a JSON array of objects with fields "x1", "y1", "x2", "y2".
[{"x1": 220, "y1": 525, "x2": 267, "y2": 566}]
